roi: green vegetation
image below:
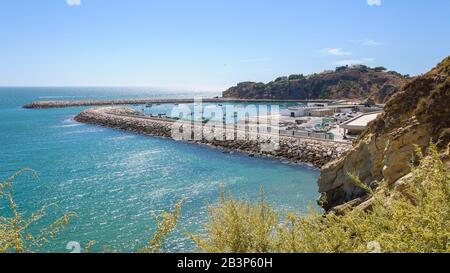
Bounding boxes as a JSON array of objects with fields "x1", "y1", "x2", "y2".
[
  {"x1": 274, "y1": 76, "x2": 288, "y2": 82},
  {"x1": 373, "y1": 66, "x2": 387, "y2": 72},
  {"x1": 288, "y1": 74, "x2": 304, "y2": 81},
  {"x1": 387, "y1": 70, "x2": 411, "y2": 78},
  {"x1": 335, "y1": 65, "x2": 349, "y2": 72},
  {"x1": 224, "y1": 63, "x2": 407, "y2": 102},
  {"x1": 192, "y1": 144, "x2": 449, "y2": 253},
  {"x1": 0, "y1": 168, "x2": 183, "y2": 253},
  {"x1": 338, "y1": 80, "x2": 353, "y2": 96}
]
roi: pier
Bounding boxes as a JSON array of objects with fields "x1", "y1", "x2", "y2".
[{"x1": 23, "y1": 98, "x2": 335, "y2": 109}]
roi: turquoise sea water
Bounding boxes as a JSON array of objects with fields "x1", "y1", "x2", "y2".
[{"x1": 0, "y1": 87, "x2": 320, "y2": 253}]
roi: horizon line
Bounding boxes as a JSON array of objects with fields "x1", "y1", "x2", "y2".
[{"x1": 0, "y1": 85, "x2": 224, "y2": 92}]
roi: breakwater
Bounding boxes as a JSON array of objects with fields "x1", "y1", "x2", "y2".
[
  {"x1": 74, "y1": 107, "x2": 350, "y2": 168},
  {"x1": 23, "y1": 98, "x2": 334, "y2": 109}
]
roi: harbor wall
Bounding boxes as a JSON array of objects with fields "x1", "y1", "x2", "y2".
[
  {"x1": 74, "y1": 107, "x2": 350, "y2": 168},
  {"x1": 24, "y1": 98, "x2": 335, "y2": 109}
]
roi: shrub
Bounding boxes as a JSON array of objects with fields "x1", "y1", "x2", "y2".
[
  {"x1": 1, "y1": 169, "x2": 182, "y2": 253},
  {"x1": 139, "y1": 200, "x2": 183, "y2": 253},
  {"x1": 388, "y1": 70, "x2": 404, "y2": 77},
  {"x1": 335, "y1": 66, "x2": 349, "y2": 72},
  {"x1": 0, "y1": 169, "x2": 77, "y2": 253},
  {"x1": 191, "y1": 190, "x2": 277, "y2": 253},
  {"x1": 193, "y1": 144, "x2": 450, "y2": 253},
  {"x1": 373, "y1": 66, "x2": 387, "y2": 72},
  {"x1": 274, "y1": 76, "x2": 288, "y2": 82},
  {"x1": 288, "y1": 74, "x2": 304, "y2": 81}
]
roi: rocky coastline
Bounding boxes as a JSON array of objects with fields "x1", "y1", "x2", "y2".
[
  {"x1": 222, "y1": 65, "x2": 407, "y2": 103},
  {"x1": 318, "y1": 56, "x2": 450, "y2": 212},
  {"x1": 74, "y1": 107, "x2": 350, "y2": 168}
]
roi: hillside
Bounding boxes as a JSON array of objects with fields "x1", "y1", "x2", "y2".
[
  {"x1": 318, "y1": 56, "x2": 450, "y2": 212},
  {"x1": 222, "y1": 65, "x2": 408, "y2": 103}
]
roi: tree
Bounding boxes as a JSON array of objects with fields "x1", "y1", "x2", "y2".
[
  {"x1": 335, "y1": 65, "x2": 349, "y2": 72},
  {"x1": 373, "y1": 66, "x2": 387, "y2": 72}
]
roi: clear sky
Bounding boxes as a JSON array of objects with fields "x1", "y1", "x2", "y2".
[{"x1": 0, "y1": 0, "x2": 449, "y2": 91}]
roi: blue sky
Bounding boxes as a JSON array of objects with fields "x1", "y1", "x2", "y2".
[{"x1": 0, "y1": 0, "x2": 449, "y2": 91}]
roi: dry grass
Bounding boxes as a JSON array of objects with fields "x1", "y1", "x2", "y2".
[
  {"x1": 192, "y1": 144, "x2": 449, "y2": 253},
  {"x1": 139, "y1": 200, "x2": 183, "y2": 253},
  {"x1": 0, "y1": 169, "x2": 77, "y2": 253}
]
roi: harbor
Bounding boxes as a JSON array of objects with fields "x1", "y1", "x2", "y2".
[
  {"x1": 24, "y1": 97, "x2": 383, "y2": 144},
  {"x1": 74, "y1": 106, "x2": 351, "y2": 168},
  {"x1": 23, "y1": 98, "x2": 335, "y2": 109}
]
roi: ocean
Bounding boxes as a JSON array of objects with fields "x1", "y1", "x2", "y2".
[{"x1": 0, "y1": 87, "x2": 320, "y2": 253}]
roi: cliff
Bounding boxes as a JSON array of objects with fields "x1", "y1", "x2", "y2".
[
  {"x1": 223, "y1": 66, "x2": 407, "y2": 103},
  {"x1": 318, "y1": 56, "x2": 450, "y2": 212}
]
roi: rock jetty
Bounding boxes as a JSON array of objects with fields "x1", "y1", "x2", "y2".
[
  {"x1": 74, "y1": 107, "x2": 350, "y2": 168},
  {"x1": 23, "y1": 98, "x2": 332, "y2": 109}
]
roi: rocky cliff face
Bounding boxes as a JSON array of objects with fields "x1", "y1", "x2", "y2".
[
  {"x1": 317, "y1": 57, "x2": 450, "y2": 212},
  {"x1": 223, "y1": 66, "x2": 407, "y2": 103}
]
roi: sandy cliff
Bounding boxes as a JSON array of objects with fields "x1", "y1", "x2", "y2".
[{"x1": 318, "y1": 57, "x2": 450, "y2": 211}]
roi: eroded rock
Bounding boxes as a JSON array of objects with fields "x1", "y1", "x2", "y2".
[{"x1": 318, "y1": 56, "x2": 450, "y2": 211}]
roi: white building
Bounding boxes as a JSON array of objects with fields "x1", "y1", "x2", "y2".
[
  {"x1": 340, "y1": 112, "x2": 382, "y2": 135},
  {"x1": 281, "y1": 106, "x2": 322, "y2": 117},
  {"x1": 307, "y1": 102, "x2": 328, "y2": 107}
]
